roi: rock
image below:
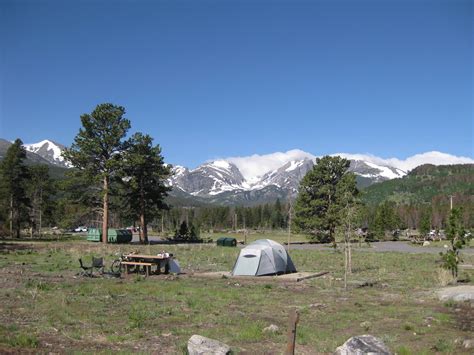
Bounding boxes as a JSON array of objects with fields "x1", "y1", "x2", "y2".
[
  {"x1": 463, "y1": 339, "x2": 474, "y2": 349},
  {"x1": 187, "y1": 335, "x2": 231, "y2": 355},
  {"x1": 423, "y1": 241, "x2": 430, "y2": 246},
  {"x1": 334, "y1": 335, "x2": 391, "y2": 355},
  {"x1": 263, "y1": 324, "x2": 279, "y2": 333},
  {"x1": 437, "y1": 285, "x2": 474, "y2": 302}
]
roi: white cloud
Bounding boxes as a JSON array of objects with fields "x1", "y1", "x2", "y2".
[
  {"x1": 225, "y1": 149, "x2": 315, "y2": 180},
  {"x1": 332, "y1": 151, "x2": 474, "y2": 172},
  {"x1": 222, "y1": 150, "x2": 473, "y2": 181}
]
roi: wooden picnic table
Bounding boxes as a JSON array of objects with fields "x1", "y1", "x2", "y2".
[{"x1": 122, "y1": 253, "x2": 171, "y2": 276}]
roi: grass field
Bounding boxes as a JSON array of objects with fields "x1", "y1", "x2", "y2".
[{"x1": 0, "y1": 237, "x2": 473, "y2": 353}]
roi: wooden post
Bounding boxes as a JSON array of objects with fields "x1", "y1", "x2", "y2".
[
  {"x1": 286, "y1": 309, "x2": 299, "y2": 355},
  {"x1": 287, "y1": 196, "x2": 293, "y2": 253}
]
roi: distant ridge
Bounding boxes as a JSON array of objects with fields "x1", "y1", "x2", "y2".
[{"x1": 1, "y1": 138, "x2": 473, "y2": 205}]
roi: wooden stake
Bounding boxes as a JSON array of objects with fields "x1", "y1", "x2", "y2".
[{"x1": 286, "y1": 309, "x2": 299, "y2": 355}]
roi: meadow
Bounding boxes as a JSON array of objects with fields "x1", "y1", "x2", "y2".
[{"x1": 0, "y1": 237, "x2": 473, "y2": 354}]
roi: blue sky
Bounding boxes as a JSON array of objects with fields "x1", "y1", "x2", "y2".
[{"x1": 1, "y1": 0, "x2": 472, "y2": 167}]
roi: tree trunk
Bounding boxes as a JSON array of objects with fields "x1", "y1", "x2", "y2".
[
  {"x1": 139, "y1": 186, "x2": 148, "y2": 244},
  {"x1": 344, "y1": 239, "x2": 348, "y2": 290},
  {"x1": 348, "y1": 221, "x2": 352, "y2": 274},
  {"x1": 9, "y1": 194, "x2": 13, "y2": 238},
  {"x1": 102, "y1": 176, "x2": 109, "y2": 243}
]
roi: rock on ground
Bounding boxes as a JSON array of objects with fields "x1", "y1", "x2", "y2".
[
  {"x1": 463, "y1": 339, "x2": 474, "y2": 349},
  {"x1": 187, "y1": 335, "x2": 231, "y2": 355},
  {"x1": 437, "y1": 285, "x2": 474, "y2": 302},
  {"x1": 263, "y1": 324, "x2": 279, "y2": 333},
  {"x1": 334, "y1": 335, "x2": 391, "y2": 355}
]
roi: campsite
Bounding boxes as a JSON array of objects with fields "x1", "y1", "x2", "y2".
[
  {"x1": 2, "y1": 1, "x2": 473, "y2": 353},
  {"x1": 1, "y1": 234, "x2": 473, "y2": 353}
]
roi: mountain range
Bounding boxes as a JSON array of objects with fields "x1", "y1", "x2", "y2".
[{"x1": 1, "y1": 139, "x2": 472, "y2": 205}]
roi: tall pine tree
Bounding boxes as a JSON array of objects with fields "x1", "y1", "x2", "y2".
[
  {"x1": 293, "y1": 156, "x2": 357, "y2": 245},
  {"x1": 120, "y1": 133, "x2": 171, "y2": 243},
  {"x1": 63, "y1": 103, "x2": 130, "y2": 243}
]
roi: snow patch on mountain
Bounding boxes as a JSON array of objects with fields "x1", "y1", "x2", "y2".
[
  {"x1": 24, "y1": 140, "x2": 71, "y2": 167},
  {"x1": 333, "y1": 152, "x2": 474, "y2": 174}
]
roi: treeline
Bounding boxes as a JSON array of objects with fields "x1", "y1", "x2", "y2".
[
  {"x1": 157, "y1": 196, "x2": 473, "y2": 236},
  {"x1": 0, "y1": 104, "x2": 171, "y2": 243},
  {"x1": 0, "y1": 141, "x2": 57, "y2": 237},
  {"x1": 159, "y1": 199, "x2": 289, "y2": 233}
]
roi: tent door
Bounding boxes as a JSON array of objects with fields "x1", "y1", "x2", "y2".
[{"x1": 232, "y1": 252, "x2": 261, "y2": 276}]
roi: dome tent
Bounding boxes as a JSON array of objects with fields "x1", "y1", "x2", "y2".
[{"x1": 232, "y1": 239, "x2": 297, "y2": 276}]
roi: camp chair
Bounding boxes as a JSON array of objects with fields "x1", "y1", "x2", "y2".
[{"x1": 78, "y1": 257, "x2": 105, "y2": 277}]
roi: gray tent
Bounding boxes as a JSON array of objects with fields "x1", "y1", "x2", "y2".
[{"x1": 232, "y1": 239, "x2": 297, "y2": 276}]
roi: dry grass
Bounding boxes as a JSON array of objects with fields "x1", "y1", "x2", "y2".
[{"x1": 0, "y1": 239, "x2": 473, "y2": 354}]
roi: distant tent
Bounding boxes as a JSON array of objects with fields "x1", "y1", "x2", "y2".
[{"x1": 232, "y1": 239, "x2": 297, "y2": 276}]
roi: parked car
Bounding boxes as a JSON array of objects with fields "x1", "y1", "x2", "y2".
[{"x1": 74, "y1": 226, "x2": 88, "y2": 232}]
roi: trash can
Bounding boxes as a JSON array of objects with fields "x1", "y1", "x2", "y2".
[
  {"x1": 87, "y1": 228, "x2": 132, "y2": 243},
  {"x1": 216, "y1": 237, "x2": 237, "y2": 247}
]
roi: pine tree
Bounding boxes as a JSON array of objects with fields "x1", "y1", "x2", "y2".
[
  {"x1": 441, "y1": 208, "x2": 469, "y2": 278},
  {"x1": 0, "y1": 139, "x2": 30, "y2": 238},
  {"x1": 293, "y1": 156, "x2": 356, "y2": 245},
  {"x1": 371, "y1": 201, "x2": 400, "y2": 239},
  {"x1": 27, "y1": 164, "x2": 53, "y2": 237},
  {"x1": 120, "y1": 132, "x2": 171, "y2": 243},
  {"x1": 63, "y1": 103, "x2": 130, "y2": 243},
  {"x1": 271, "y1": 199, "x2": 284, "y2": 228},
  {"x1": 419, "y1": 207, "x2": 431, "y2": 238}
]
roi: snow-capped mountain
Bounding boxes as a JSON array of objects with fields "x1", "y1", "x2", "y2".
[
  {"x1": 3, "y1": 138, "x2": 472, "y2": 205},
  {"x1": 170, "y1": 157, "x2": 406, "y2": 199},
  {"x1": 24, "y1": 140, "x2": 70, "y2": 167},
  {"x1": 169, "y1": 150, "x2": 473, "y2": 204},
  {"x1": 170, "y1": 160, "x2": 246, "y2": 196}
]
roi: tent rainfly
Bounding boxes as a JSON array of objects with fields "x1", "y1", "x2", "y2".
[{"x1": 231, "y1": 239, "x2": 297, "y2": 276}]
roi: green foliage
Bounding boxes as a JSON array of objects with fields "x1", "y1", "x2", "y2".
[
  {"x1": 62, "y1": 103, "x2": 131, "y2": 242},
  {"x1": 363, "y1": 164, "x2": 474, "y2": 206},
  {"x1": 293, "y1": 156, "x2": 358, "y2": 243},
  {"x1": 370, "y1": 201, "x2": 401, "y2": 239},
  {"x1": 27, "y1": 164, "x2": 55, "y2": 235},
  {"x1": 440, "y1": 208, "x2": 469, "y2": 278},
  {"x1": 119, "y1": 132, "x2": 171, "y2": 243},
  {"x1": 174, "y1": 220, "x2": 201, "y2": 242},
  {"x1": 418, "y1": 207, "x2": 431, "y2": 237},
  {"x1": 0, "y1": 139, "x2": 31, "y2": 237},
  {"x1": 62, "y1": 103, "x2": 131, "y2": 179}
]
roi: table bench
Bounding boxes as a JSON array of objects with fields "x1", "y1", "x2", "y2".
[{"x1": 121, "y1": 261, "x2": 153, "y2": 277}]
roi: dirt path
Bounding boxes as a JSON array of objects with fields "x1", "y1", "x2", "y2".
[
  {"x1": 286, "y1": 241, "x2": 474, "y2": 254},
  {"x1": 138, "y1": 236, "x2": 474, "y2": 255}
]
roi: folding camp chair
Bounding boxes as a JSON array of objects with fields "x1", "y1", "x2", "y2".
[{"x1": 78, "y1": 257, "x2": 105, "y2": 277}]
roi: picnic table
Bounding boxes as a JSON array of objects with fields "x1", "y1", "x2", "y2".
[{"x1": 121, "y1": 253, "x2": 172, "y2": 277}]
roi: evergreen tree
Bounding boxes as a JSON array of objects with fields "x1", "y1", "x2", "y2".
[
  {"x1": 27, "y1": 165, "x2": 54, "y2": 236},
  {"x1": 371, "y1": 201, "x2": 400, "y2": 239},
  {"x1": 63, "y1": 103, "x2": 131, "y2": 243},
  {"x1": 120, "y1": 133, "x2": 171, "y2": 243},
  {"x1": 419, "y1": 207, "x2": 432, "y2": 238},
  {"x1": 271, "y1": 199, "x2": 285, "y2": 229},
  {"x1": 0, "y1": 139, "x2": 30, "y2": 238},
  {"x1": 293, "y1": 156, "x2": 357, "y2": 245},
  {"x1": 177, "y1": 220, "x2": 189, "y2": 238},
  {"x1": 441, "y1": 208, "x2": 469, "y2": 278}
]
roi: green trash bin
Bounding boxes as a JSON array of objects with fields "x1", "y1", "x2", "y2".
[
  {"x1": 87, "y1": 228, "x2": 133, "y2": 243},
  {"x1": 87, "y1": 228, "x2": 101, "y2": 242},
  {"x1": 216, "y1": 237, "x2": 237, "y2": 247}
]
